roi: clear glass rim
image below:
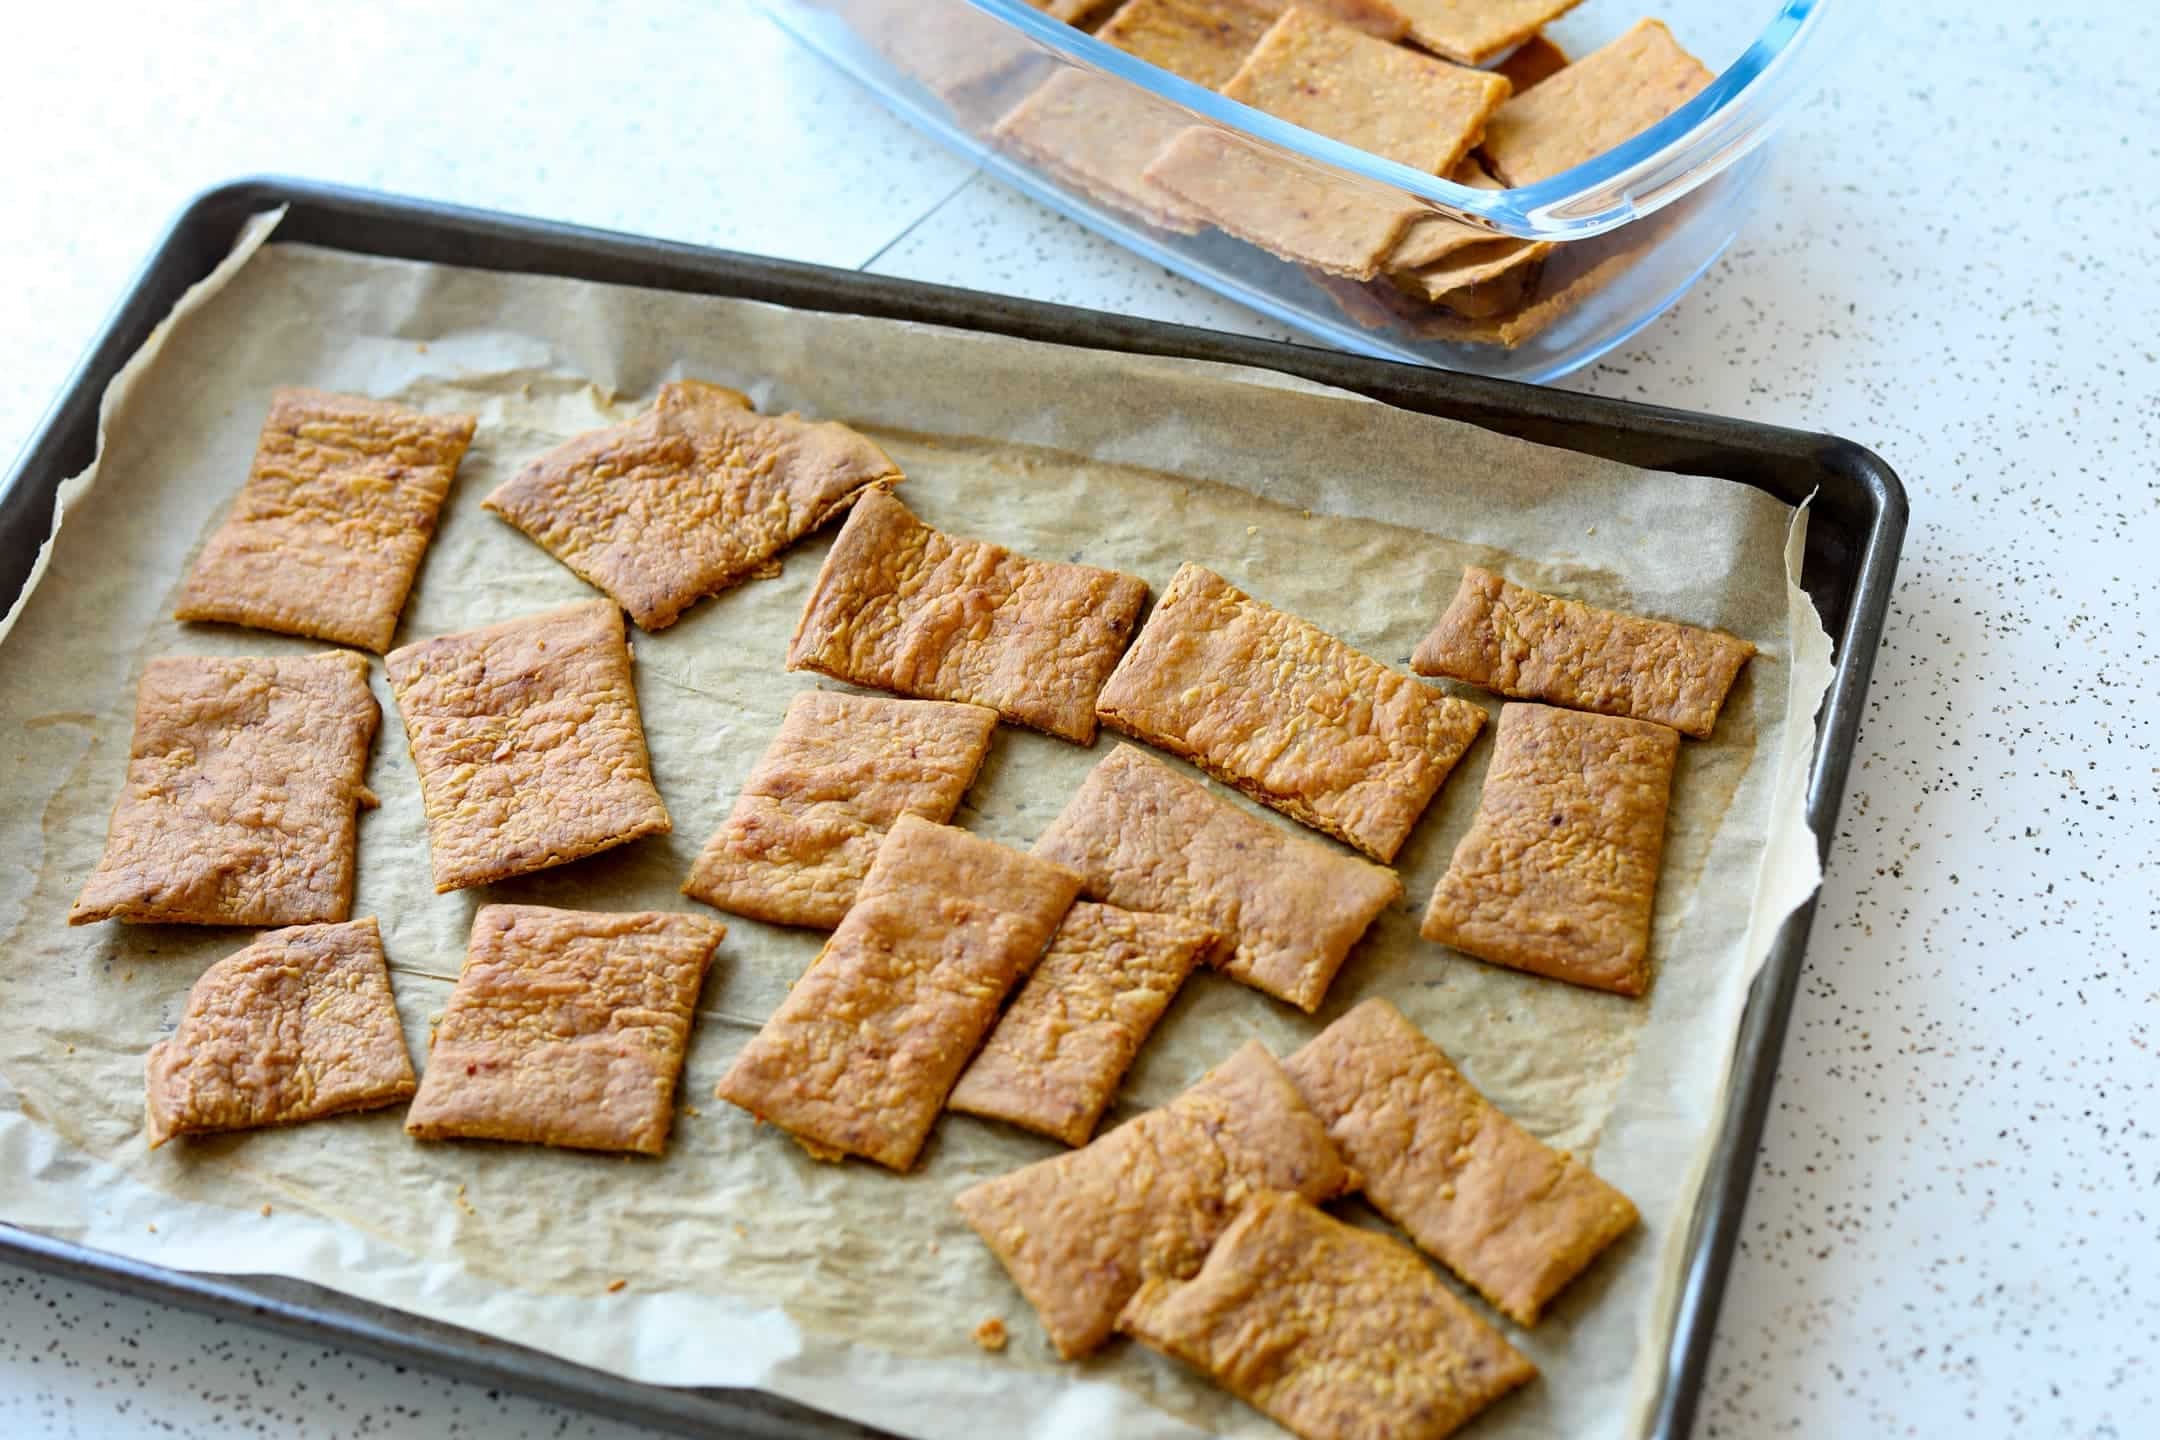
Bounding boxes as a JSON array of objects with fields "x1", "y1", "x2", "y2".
[{"x1": 967, "y1": 0, "x2": 1835, "y2": 240}]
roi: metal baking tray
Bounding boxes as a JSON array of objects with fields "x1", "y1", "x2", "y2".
[{"x1": 0, "y1": 177, "x2": 1905, "y2": 1440}]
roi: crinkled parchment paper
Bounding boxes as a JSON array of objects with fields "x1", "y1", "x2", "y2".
[{"x1": 0, "y1": 223, "x2": 1831, "y2": 1440}]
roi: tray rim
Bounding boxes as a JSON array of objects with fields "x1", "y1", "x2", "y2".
[{"x1": 0, "y1": 175, "x2": 1907, "y2": 1440}]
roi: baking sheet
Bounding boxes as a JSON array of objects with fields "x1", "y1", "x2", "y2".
[{"x1": 0, "y1": 221, "x2": 1831, "y2": 1440}]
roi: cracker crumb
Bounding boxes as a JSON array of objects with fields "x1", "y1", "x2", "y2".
[
  {"x1": 1245, "y1": 525, "x2": 1258, "y2": 536},
  {"x1": 1301, "y1": 508, "x2": 1313, "y2": 519},
  {"x1": 606, "y1": 1278, "x2": 627, "y2": 1293},
  {"x1": 683, "y1": 1104, "x2": 702, "y2": 1118},
  {"x1": 260, "y1": 1204, "x2": 273, "y2": 1217},
  {"x1": 146, "y1": 1223, "x2": 157, "y2": 1234},
  {"x1": 734, "y1": 1224, "x2": 748, "y2": 1239},
  {"x1": 1586, "y1": 524, "x2": 1597, "y2": 535},
  {"x1": 417, "y1": 342, "x2": 429, "y2": 353},
  {"x1": 973, "y1": 1317, "x2": 1009, "y2": 1353},
  {"x1": 454, "y1": 1182, "x2": 475, "y2": 1215}
]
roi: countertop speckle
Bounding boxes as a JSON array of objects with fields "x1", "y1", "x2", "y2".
[{"x1": 5, "y1": 1, "x2": 2157, "y2": 1437}]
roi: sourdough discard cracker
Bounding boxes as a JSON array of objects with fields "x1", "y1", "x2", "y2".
[
  {"x1": 683, "y1": 691, "x2": 997, "y2": 929},
  {"x1": 1097, "y1": 0, "x2": 1276, "y2": 87},
  {"x1": 484, "y1": 380, "x2": 900, "y2": 632},
  {"x1": 787, "y1": 490, "x2": 1149, "y2": 743},
  {"x1": 1481, "y1": 18, "x2": 1715, "y2": 186},
  {"x1": 405, "y1": 906, "x2": 724, "y2": 1156},
  {"x1": 1390, "y1": 0, "x2": 1583, "y2": 66},
  {"x1": 995, "y1": 73, "x2": 1211, "y2": 234},
  {"x1": 1422, "y1": 703, "x2": 1679, "y2": 996},
  {"x1": 174, "y1": 388, "x2": 475, "y2": 653},
  {"x1": 1095, "y1": 562, "x2": 1486, "y2": 862},
  {"x1": 145, "y1": 918, "x2": 415, "y2": 1148},
  {"x1": 385, "y1": 599, "x2": 670, "y2": 892},
  {"x1": 1286, "y1": 998, "x2": 1639, "y2": 1325},
  {"x1": 71, "y1": 651, "x2": 379, "y2": 927},
  {"x1": 1033, "y1": 747, "x2": 1399, "y2": 1012}
]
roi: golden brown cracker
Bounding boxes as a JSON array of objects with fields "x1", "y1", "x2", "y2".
[
  {"x1": 405, "y1": 905, "x2": 724, "y2": 1155},
  {"x1": 1386, "y1": 156, "x2": 1508, "y2": 271},
  {"x1": 174, "y1": 388, "x2": 476, "y2": 653},
  {"x1": 384, "y1": 599, "x2": 671, "y2": 893},
  {"x1": 1481, "y1": 18, "x2": 1715, "y2": 186},
  {"x1": 1097, "y1": 0, "x2": 1276, "y2": 88},
  {"x1": 144, "y1": 918, "x2": 416, "y2": 1149},
  {"x1": 995, "y1": 71, "x2": 1210, "y2": 234},
  {"x1": 1391, "y1": 0, "x2": 1583, "y2": 66},
  {"x1": 1390, "y1": 238, "x2": 1551, "y2": 316},
  {"x1": 953, "y1": 1040, "x2": 1349, "y2": 1358},
  {"x1": 1033, "y1": 747, "x2": 1400, "y2": 1012},
  {"x1": 786, "y1": 490, "x2": 1149, "y2": 744},
  {"x1": 1235, "y1": 0, "x2": 1410, "y2": 43},
  {"x1": 70, "y1": 651, "x2": 380, "y2": 927},
  {"x1": 1412, "y1": 565, "x2": 1756, "y2": 736},
  {"x1": 1285, "y1": 998, "x2": 1639, "y2": 1325},
  {"x1": 1145, "y1": 129, "x2": 1420, "y2": 279},
  {"x1": 716, "y1": 817, "x2": 1081, "y2": 1171},
  {"x1": 1421, "y1": 703, "x2": 1679, "y2": 996},
  {"x1": 1117, "y1": 1191, "x2": 1537, "y2": 1440},
  {"x1": 484, "y1": 380, "x2": 901, "y2": 632},
  {"x1": 683, "y1": 691, "x2": 998, "y2": 929},
  {"x1": 1095, "y1": 563, "x2": 1486, "y2": 862},
  {"x1": 947, "y1": 902, "x2": 1221, "y2": 1145}
]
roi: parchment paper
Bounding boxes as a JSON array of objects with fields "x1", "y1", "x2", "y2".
[{"x1": 0, "y1": 223, "x2": 1832, "y2": 1440}]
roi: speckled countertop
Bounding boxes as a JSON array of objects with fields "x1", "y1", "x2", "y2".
[{"x1": 3, "y1": 1, "x2": 2155, "y2": 1437}]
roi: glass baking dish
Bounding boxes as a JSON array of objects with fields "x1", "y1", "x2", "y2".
[{"x1": 758, "y1": 0, "x2": 1846, "y2": 382}]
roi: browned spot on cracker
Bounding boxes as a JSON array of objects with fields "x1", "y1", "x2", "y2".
[
  {"x1": 144, "y1": 918, "x2": 416, "y2": 1149},
  {"x1": 1285, "y1": 997, "x2": 1638, "y2": 1325},
  {"x1": 175, "y1": 388, "x2": 476, "y2": 653},
  {"x1": 972, "y1": 1316, "x2": 1009, "y2": 1352},
  {"x1": 70, "y1": 651, "x2": 379, "y2": 927},
  {"x1": 484, "y1": 380, "x2": 901, "y2": 632},
  {"x1": 1118, "y1": 1192, "x2": 1536, "y2": 1439},
  {"x1": 786, "y1": 490, "x2": 1148, "y2": 744},
  {"x1": 1095, "y1": 563, "x2": 1486, "y2": 862},
  {"x1": 1421, "y1": 703, "x2": 1679, "y2": 996},
  {"x1": 385, "y1": 599, "x2": 671, "y2": 892},
  {"x1": 954, "y1": 1040, "x2": 1349, "y2": 1359},
  {"x1": 716, "y1": 817, "x2": 1081, "y2": 1171},
  {"x1": 683, "y1": 691, "x2": 997, "y2": 929},
  {"x1": 405, "y1": 905, "x2": 724, "y2": 1155}
]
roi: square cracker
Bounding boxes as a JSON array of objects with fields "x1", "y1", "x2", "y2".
[
  {"x1": 1412, "y1": 565, "x2": 1755, "y2": 737},
  {"x1": 1422, "y1": 703, "x2": 1679, "y2": 996},
  {"x1": 1285, "y1": 997, "x2": 1638, "y2": 1325},
  {"x1": 1480, "y1": 18, "x2": 1715, "y2": 186},
  {"x1": 1148, "y1": 7, "x2": 1508, "y2": 278},
  {"x1": 947, "y1": 901, "x2": 1223, "y2": 1145},
  {"x1": 1118, "y1": 1191, "x2": 1537, "y2": 1440},
  {"x1": 145, "y1": 918, "x2": 416, "y2": 1149},
  {"x1": 174, "y1": 388, "x2": 477, "y2": 653},
  {"x1": 682, "y1": 690, "x2": 998, "y2": 929},
  {"x1": 716, "y1": 816, "x2": 1081, "y2": 1171},
  {"x1": 787, "y1": 489, "x2": 1150, "y2": 744},
  {"x1": 996, "y1": 71, "x2": 1211, "y2": 234},
  {"x1": 1095, "y1": 563, "x2": 1487, "y2": 862},
  {"x1": 1033, "y1": 747, "x2": 1399, "y2": 1013},
  {"x1": 484, "y1": 380, "x2": 902, "y2": 632},
  {"x1": 954, "y1": 1039, "x2": 1350, "y2": 1358},
  {"x1": 405, "y1": 905, "x2": 725, "y2": 1155},
  {"x1": 1097, "y1": 0, "x2": 1278, "y2": 89},
  {"x1": 70, "y1": 651, "x2": 379, "y2": 927},
  {"x1": 385, "y1": 599, "x2": 671, "y2": 893},
  {"x1": 1390, "y1": 0, "x2": 1583, "y2": 66}
]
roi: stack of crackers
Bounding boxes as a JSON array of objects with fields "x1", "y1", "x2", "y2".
[
  {"x1": 896, "y1": 0, "x2": 1719, "y2": 347},
  {"x1": 78, "y1": 355, "x2": 1756, "y2": 1439}
]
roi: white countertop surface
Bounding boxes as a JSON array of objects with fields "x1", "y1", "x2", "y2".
[{"x1": 4, "y1": 1, "x2": 2156, "y2": 1436}]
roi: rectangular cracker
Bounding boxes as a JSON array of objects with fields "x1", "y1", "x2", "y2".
[
  {"x1": 174, "y1": 388, "x2": 476, "y2": 653},
  {"x1": 1096, "y1": 563, "x2": 1487, "y2": 862},
  {"x1": 1422, "y1": 703, "x2": 1678, "y2": 996},
  {"x1": 1391, "y1": 239, "x2": 1549, "y2": 316},
  {"x1": 1285, "y1": 997, "x2": 1638, "y2": 1325},
  {"x1": 1034, "y1": 747, "x2": 1400, "y2": 1012},
  {"x1": 405, "y1": 906, "x2": 725, "y2": 1155},
  {"x1": 683, "y1": 690, "x2": 998, "y2": 929},
  {"x1": 1480, "y1": 18, "x2": 1715, "y2": 186},
  {"x1": 1097, "y1": 0, "x2": 1277, "y2": 88},
  {"x1": 1390, "y1": 0, "x2": 1583, "y2": 65},
  {"x1": 954, "y1": 1039, "x2": 1350, "y2": 1358},
  {"x1": 787, "y1": 489, "x2": 1150, "y2": 744},
  {"x1": 716, "y1": 816, "x2": 1081, "y2": 1171},
  {"x1": 1118, "y1": 1191, "x2": 1537, "y2": 1440},
  {"x1": 1146, "y1": 9, "x2": 1509, "y2": 278},
  {"x1": 70, "y1": 651, "x2": 379, "y2": 927},
  {"x1": 1412, "y1": 565, "x2": 1755, "y2": 737},
  {"x1": 145, "y1": 918, "x2": 416, "y2": 1149},
  {"x1": 948, "y1": 902, "x2": 1223, "y2": 1145},
  {"x1": 995, "y1": 71, "x2": 1211, "y2": 234},
  {"x1": 484, "y1": 380, "x2": 902, "y2": 632},
  {"x1": 385, "y1": 599, "x2": 671, "y2": 892},
  {"x1": 1386, "y1": 156, "x2": 1510, "y2": 270}
]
